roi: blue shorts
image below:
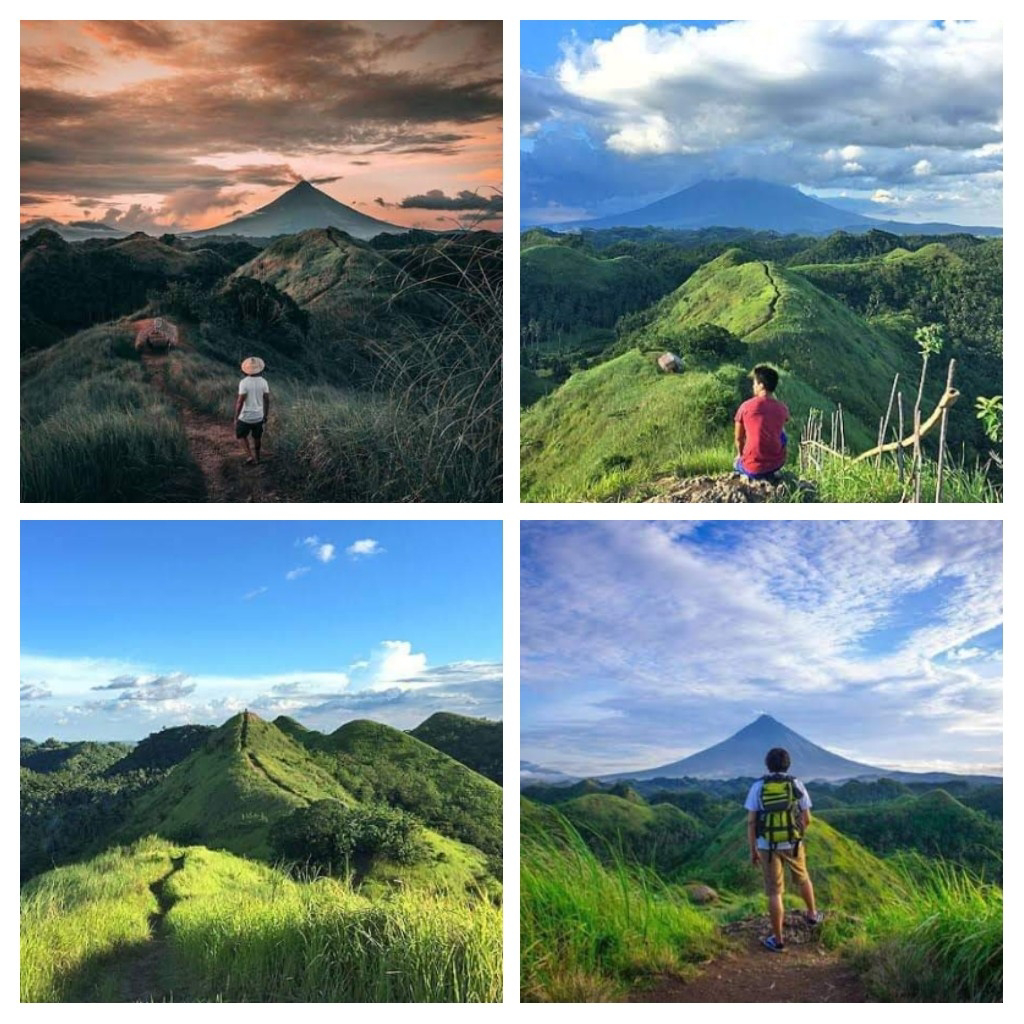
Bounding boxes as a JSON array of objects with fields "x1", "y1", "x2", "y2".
[{"x1": 735, "y1": 431, "x2": 787, "y2": 478}]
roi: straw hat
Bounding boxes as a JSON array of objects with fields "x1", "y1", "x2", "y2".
[{"x1": 241, "y1": 356, "x2": 265, "y2": 375}]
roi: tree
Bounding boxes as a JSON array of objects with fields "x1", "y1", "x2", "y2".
[
  {"x1": 269, "y1": 800, "x2": 428, "y2": 876},
  {"x1": 676, "y1": 323, "x2": 745, "y2": 365}
]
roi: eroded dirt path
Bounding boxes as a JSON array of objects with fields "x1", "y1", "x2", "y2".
[
  {"x1": 141, "y1": 352, "x2": 282, "y2": 502},
  {"x1": 629, "y1": 913, "x2": 868, "y2": 1003},
  {"x1": 118, "y1": 854, "x2": 187, "y2": 1003}
]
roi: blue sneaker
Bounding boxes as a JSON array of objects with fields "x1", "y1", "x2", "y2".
[{"x1": 761, "y1": 935, "x2": 786, "y2": 953}]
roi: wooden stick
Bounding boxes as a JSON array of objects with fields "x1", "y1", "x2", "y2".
[
  {"x1": 896, "y1": 391, "x2": 905, "y2": 485},
  {"x1": 934, "y1": 359, "x2": 957, "y2": 502},
  {"x1": 878, "y1": 373, "x2": 899, "y2": 468},
  {"x1": 853, "y1": 386, "x2": 960, "y2": 463}
]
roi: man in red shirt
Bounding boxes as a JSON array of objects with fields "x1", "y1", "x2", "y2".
[{"x1": 734, "y1": 365, "x2": 789, "y2": 478}]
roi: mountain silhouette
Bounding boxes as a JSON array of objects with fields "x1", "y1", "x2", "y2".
[
  {"x1": 602, "y1": 714, "x2": 882, "y2": 782},
  {"x1": 189, "y1": 180, "x2": 406, "y2": 239},
  {"x1": 561, "y1": 178, "x2": 1001, "y2": 236}
]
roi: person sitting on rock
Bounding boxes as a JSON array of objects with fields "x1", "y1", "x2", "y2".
[
  {"x1": 734, "y1": 364, "x2": 789, "y2": 479},
  {"x1": 235, "y1": 356, "x2": 270, "y2": 465},
  {"x1": 746, "y1": 746, "x2": 824, "y2": 953}
]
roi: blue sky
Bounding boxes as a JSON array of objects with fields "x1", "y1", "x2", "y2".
[
  {"x1": 521, "y1": 521, "x2": 1002, "y2": 778},
  {"x1": 21, "y1": 521, "x2": 502, "y2": 740},
  {"x1": 521, "y1": 20, "x2": 1002, "y2": 227}
]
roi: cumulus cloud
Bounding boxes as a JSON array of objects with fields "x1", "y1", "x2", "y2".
[
  {"x1": 21, "y1": 682, "x2": 52, "y2": 701},
  {"x1": 346, "y1": 538, "x2": 384, "y2": 558},
  {"x1": 301, "y1": 536, "x2": 335, "y2": 564}
]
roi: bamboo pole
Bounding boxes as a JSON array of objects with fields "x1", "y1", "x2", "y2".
[
  {"x1": 896, "y1": 391, "x2": 905, "y2": 485},
  {"x1": 934, "y1": 359, "x2": 957, "y2": 502},
  {"x1": 853, "y1": 386, "x2": 959, "y2": 463},
  {"x1": 877, "y1": 374, "x2": 899, "y2": 468}
]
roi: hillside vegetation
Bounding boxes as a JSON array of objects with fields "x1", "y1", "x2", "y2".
[
  {"x1": 22, "y1": 228, "x2": 501, "y2": 503},
  {"x1": 521, "y1": 776, "x2": 1002, "y2": 1002},
  {"x1": 21, "y1": 711, "x2": 503, "y2": 1002},
  {"x1": 520, "y1": 227, "x2": 1001, "y2": 503}
]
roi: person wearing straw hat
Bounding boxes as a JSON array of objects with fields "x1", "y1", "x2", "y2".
[{"x1": 235, "y1": 356, "x2": 270, "y2": 465}]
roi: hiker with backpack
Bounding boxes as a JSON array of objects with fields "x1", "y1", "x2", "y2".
[{"x1": 745, "y1": 746, "x2": 824, "y2": 952}]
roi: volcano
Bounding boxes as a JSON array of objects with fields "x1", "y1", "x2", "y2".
[
  {"x1": 559, "y1": 178, "x2": 1002, "y2": 236},
  {"x1": 601, "y1": 714, "x2": 882, "y2": 782},
  {"x1": 188, "y1": 180, "x2": 406, "y2": 239}
]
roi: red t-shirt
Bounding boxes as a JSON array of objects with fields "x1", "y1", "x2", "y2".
[{"x1": 735, "y1": 395, "x2": 790, "y2": 474}]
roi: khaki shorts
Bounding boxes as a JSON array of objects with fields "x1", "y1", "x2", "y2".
[{"x1": 760, "y1": 843, "x2": 809, "y2": 896}]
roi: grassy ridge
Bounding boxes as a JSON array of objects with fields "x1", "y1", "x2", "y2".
[
  {"x1": 521, "y1": 804, "x2": 719, "y2": 1001},
  {"x1": 21, "y1": 838, "x2": 502, "y2": 1002}
]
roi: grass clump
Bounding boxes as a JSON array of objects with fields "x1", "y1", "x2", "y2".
[
  {"x1": 851, "y1": 857, "x2": 1002, "y2": 1002},
  {"x1": 521, "y1": 807, "x2": 719, "y2": 1001}
]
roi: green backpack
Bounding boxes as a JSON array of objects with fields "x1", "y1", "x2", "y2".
[{"x1": 756, "y1": 773, "x2": 803, "y2": 858}]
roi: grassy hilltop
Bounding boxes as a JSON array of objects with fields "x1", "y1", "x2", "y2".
[
  {"x1": 20, "y1": 710, "x2": 502, "y2": 1002},
  {"x1": 520, "y1": 228, "x2": 1002, "y2": 502}
]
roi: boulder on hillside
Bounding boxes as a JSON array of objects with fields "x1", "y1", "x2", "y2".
[
  {"x1": 685, "y1": 883, "x2": 719, "y2": 905},
  {"x1": 657, "y1": 351, "x2": 683, "y2": 373}
]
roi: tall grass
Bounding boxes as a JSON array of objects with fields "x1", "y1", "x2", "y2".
[
  {"x1": 20, "y1": 326, "x2": 202, "y2": 502},
  {"x1": 20, "y1": 838, "x2": 169, "y2": 1002},
  {"x1": 521, "y1": 815, "x2": 719, "y2": 1001},
  {"x1": 853, "y1": 856, "x2": 1002, "y2": 1002},
  {"x1": 21, "y1": 840, "x2": 501, "y2": 1003}
]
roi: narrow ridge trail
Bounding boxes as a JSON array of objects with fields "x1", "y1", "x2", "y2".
[
  {"x1": 141, "y1": 352, "x2": 283, "y2": 502},
  {"x1": 745, "y1": 261, "x2": 783, "y2": 335},
  {"x1": 629, "y1": 913, "x2": 868, "y2": 1003},
  {"x1": 118, "y1": 854, "x2": 187, "y2": 1003}
]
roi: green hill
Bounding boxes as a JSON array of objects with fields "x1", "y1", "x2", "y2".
[
  {"x1": 108, "y1": 725, "x2": 216, "y2": 774},
  {"x1": 21, "y1": 739, "x2": 133, "y2": 775},
  {"x1": 520, "y1": 247, "x2": 938, "y2": 500},
  {"x1": 819, "y1": 790, "x2": 1002, "y2": 879},
  {"x1": 408, "y1": 712, "x2": 502, "y2": 784},
  {"x1": 680, "y1": 809, "x2": 898, "y2": 910},
  {"x1": 559, "y1": 792, "x2": 706, "y2": 871},
  {"x1": 121, "y1": 712, "x2": 357, "y2": 858},
  {"x1": 277, "y1": 717, "x2": 502, "y2": 856},
  {"x1": 521, "y1": 244, "x2": 667, "y2": 336}
]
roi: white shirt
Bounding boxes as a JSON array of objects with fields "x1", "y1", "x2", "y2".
[
  {"x1": 238, "y1": 376, "x2": 269, "y2": 422},
  {"x1": 744, "y1": 776, "x2": 812, "y2": 850}
]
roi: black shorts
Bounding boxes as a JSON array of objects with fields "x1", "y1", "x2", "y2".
[{"x1": 236, "y1": 418, "x2": 264, "y2": 440}]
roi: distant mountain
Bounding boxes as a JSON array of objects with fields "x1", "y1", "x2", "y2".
[
  {"x1": 188, "y1": 180, "x2": 406, "y2": 239},
  {"x1": 20, "y1": 217, "x2": 128, "y2": 242},
  {"x1": 559, "y1": 179, "x2": 1001, "y2": 236},
  {"x1": 602, "y1": 714, "x2": 886, "y2": 782},
  {"x1": 520, "y1": 760, "x2": 579, "y2": 786}
]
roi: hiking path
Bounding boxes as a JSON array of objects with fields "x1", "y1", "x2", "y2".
[
  {"x1": 629, "y1": 912, "x2": 868, "y2": 1003},
  {"x1": 141, "y1": 352, "x2": 283, "y2": 502}
]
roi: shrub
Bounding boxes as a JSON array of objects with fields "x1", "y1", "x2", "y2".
[
  {"x1": 677, "y1": 323, "x2": 745, "y2": 364},
  {"x1": 270, "y1": 800, "x2": 428, "y2": 876}
]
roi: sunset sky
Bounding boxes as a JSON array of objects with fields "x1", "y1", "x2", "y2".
[{"x1": 21, "y1": 20, "x2": 502, "y2": 232}]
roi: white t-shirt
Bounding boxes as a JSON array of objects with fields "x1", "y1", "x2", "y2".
[
  {"x1": 238, "y1": 376, "x2": 269, "y2": 422},
  {"x1": 744, "y1": 776, "x2": 812, "y2": 850}
]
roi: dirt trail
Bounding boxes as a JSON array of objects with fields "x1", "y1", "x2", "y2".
[
  {"x1": 630, "y1": 913, "x2": 867, "y2": 1003},
  {"x1": 141, "y1": 352, "x2": 282, "y2": 502},
  {"x1": 118, "y1": 854, "x2": 187, "y2": 1003}
]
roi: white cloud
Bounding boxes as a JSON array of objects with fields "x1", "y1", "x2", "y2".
[
  {"x1": 285, "y1": 567, "x2": 310, "y2": 581},
  {"x1": 301, "y1": 536, "x2": 335, "y2": 563},
  {"x1": 20, "y1": 681, "x2": 52, "y2": 702},
  {"x1": 556, "y1": 21, "x2": 1002, "y2": 158},
  {"x1": 913, "y1": 158, "x2": 933, "y2": 176},
  {"x1": 244, "y1": 586, "x2": 269, "y2": 600},
  {"x1": 871, "y1": 188, "x2": 899, "y2": 204},
  {"x1": 368, "y1": 640, "x2": 429, "y2": 688},
  {"x1": 346, "y1": 538, "x2": 384, "y2": 558}
]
